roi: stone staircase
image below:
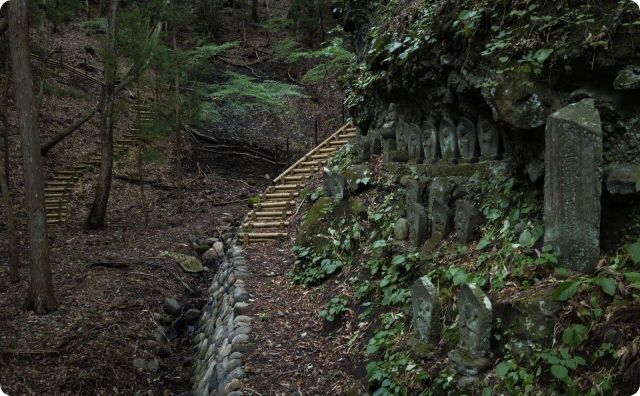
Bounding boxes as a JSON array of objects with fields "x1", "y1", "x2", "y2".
[
  {"x1": 238, "y1": 122, "x2": 356, "y2": 245},
  {"x1": 45, "y1": 102, "x2": 150, "y2": 226}
]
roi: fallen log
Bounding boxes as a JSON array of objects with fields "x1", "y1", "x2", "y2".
[{"x1": 41, "y1": 104, "x2": 100, "y2": 155}]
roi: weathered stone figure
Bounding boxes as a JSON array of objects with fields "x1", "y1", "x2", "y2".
[
  {"x1": 380, "y1": 103, "x2": 399, "y2": 139},
  {"x1": 439, "y1": 118, "x2": 459, "y2": 162},
  {"x1": 370, "y1": 131, "x2": 382, "y2": 155},
  {"x1": 422, "y1": 120, "x2": 440, "y2": 164},
  {"x1": 428, "y1": 178, "x2": 453, "y2": 242},
  {"x1": 544, "y1": 99, "x2": 602, "y2": 273},
  {"x1": 477, "y1": 115, "x2": 500, "y2": 160},
  {"x1": 406, "y1": 124, "x2": 424, "y2": 163},
  {"x1": 456, "y1": 117, "x2": 478, "y2": 162},
  {"x1": 411, "y1": 276, "x2": 441, "y2": 344},
  {"x1": 407, "y1": 202, "x2": 428, "y2": 246},
  {"x1": 355, "y1": 134, "x2": 370, "y2": 162},
  {"x1": 396, "y1": 122, "x2": 410, "y2": 152},
  {"x1": 454, "y1": 200, "x2": 483, "y2": 243},
  {"x1": 323, "y1": 168, "x2": 347, "y2": 201},
  {"x1": 448, "y1": 283, "x2": 492, "y2": 377}
]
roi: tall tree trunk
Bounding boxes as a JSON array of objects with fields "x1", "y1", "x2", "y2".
[
  {"x1": 8, "y1": 0, "x2": 57, "y2": 312},
  {"x1": 86, "y1": 0, "x2": 118, "y2": 229},
  {"x1": 173, "y1": 31, "x2": 183, "y2": 214},
  {"x1": 0, "y1": 48, "x2": 19, "y2": 283},
  {"x1": 251, "y1": 0, "x2": 258, "y2": 22}
]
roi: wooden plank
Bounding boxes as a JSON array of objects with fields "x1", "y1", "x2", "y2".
[
  {"x1": 260, "y1": 192, "x2": 299, "y2": 199},
  {"x1": 329, "y1": 139, "x2": 349, "y2": 145},
  {"x1": 249, "y1": 210, "x2": 292, "y2": 217},
  {"x1": 254, "y1": 200, "x2": 295, "y2": 208},
  {"x1": 244, "y1": 221, "x2": 290, "y2": 228},
  {"x1": 270, "y1": 184, "x2": 302, "y2": 191},
  {"x1": 238, "y1": 232, "x2": 287, "y2": 238},
  {"x1": 340, "y1": 133, "x2": 357, "y2": 138}
]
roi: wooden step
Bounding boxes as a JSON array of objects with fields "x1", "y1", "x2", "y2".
[
  {"x1": 253, "y1": 200, "x2": 295, "y2": 209},
  {"x1": 318, "y1": 148, "x2": 336, "y2": 154},
  {"x1": 45, "y1": 187, "x2": 71, "y2": 192},
  {"x1": 292, "y1": 167, "x2": 318, "y2": 174},
  {"x1": 340, "y1": 133, "x2": 356, "y2": 138},
  {"x1": 54, "y1": 170, "x2": 80, "y2": 175},
  {"x1": 238, "y1": 232, "x2": 287, "y2": 239},
  {"x1": 260, "y1": 192, "x2": 299, "y2": 199},
  {"x1": 300, "y1": 160, "x2": 325, "y2": 167},
  {"x1": 270, "y1": 184, "x2": 302, "y2": 191},
  {"x1": 47, "y1": 181, "x2": 73, "y2": 186},
  {"x1": 248, "y1": 210, "x2": 292, "y2": 217},
  {"x1": 244, "y1": 221, "x2": 290, "y2": 228},
  {"x1": 329, "y1": 140, "x2": 349, "y2": 146},
  {"x1": 309, "y1": 154, "x2": 329, "y2": 160}
]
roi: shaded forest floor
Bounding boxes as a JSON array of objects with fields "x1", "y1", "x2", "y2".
[{"x1": 0, "y1": 0, "x2": 347, "y2": 394}]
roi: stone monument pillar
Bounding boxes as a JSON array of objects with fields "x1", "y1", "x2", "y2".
[{"x1": 544, "y1": 99, "x2": 602, "y2": 273}]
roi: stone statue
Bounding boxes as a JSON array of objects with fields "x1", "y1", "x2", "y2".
[
  {"x1": 422, "y1": 120, "x2": 440, "y2": 164},
  {"x1": 456, "y1": 117, "x2": 478, "y2": 163},
  {"x1": 477, "y1": 115, "x2": 500, "y2": 160},
  {"x1": 439, "y1": 118, "x2": 458, "y2": 162}
]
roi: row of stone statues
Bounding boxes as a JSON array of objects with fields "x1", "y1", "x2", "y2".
[{"x1": 359, "y1": 103, "x2": 505, "y2": 164}]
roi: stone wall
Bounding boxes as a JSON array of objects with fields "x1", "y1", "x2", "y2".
[{"x1": 192, "y1": 242, "x2": 252, "y2": 396}]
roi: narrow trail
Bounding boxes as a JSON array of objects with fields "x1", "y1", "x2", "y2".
[
  {"x1": 230, "y1": 125, "x2": 368, "y2": 394},
  {"x1": 242, "y1": 238, "x2": 367, "y2": 395}
]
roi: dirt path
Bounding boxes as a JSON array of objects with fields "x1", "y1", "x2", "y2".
[{"x1": 241, "y1": 238, "x2": 367, "y2": 395}]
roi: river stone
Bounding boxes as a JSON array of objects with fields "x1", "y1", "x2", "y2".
[
  {"x1": 454, "y1": 200, "x2": 483, "y2": 243},
  {"x1": 613, "y1": 64, "x2": 640, "y2": 90},
  {"x1": 422, "y1": 120, "x2": 440, "y2": 164},
  {"x1": 477, "y1": 115, "x2": 500, "y2": 160},
  {"x1": 394, "y1": 218, "x2": 409, "y2": 241},
  {"x1": 606, "y1": 163, "x2": 640, "y2": 195},
  {"x1": 439, "y1": 118, "x2": 459, "y2": 162},
  {"x1": 544, "y1": 99, "x2": 602, "y2": 273},
  {"x1": 456, "y1": 117, "x2": 478, "y2": 163},
  {"x1": 213, "y1": 241, "x2": 225, "y2": 255},
  {"x1": 411, "y1": 276, "x2": 441, "y2": 344},
  {"x1": 163, "y1": 297, "x2": 182, "y2": 316},
  {"x1": 184, "y1": 308, "x2": 202, "y2": 321},
  {"x1": 165, "y1": 251, "x2": 204, "y2": 273},
  {"x1": 448, "y1": 283, "x2": 492, "y2": 376}
]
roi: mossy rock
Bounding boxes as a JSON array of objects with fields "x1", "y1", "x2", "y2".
[
  {"x1": 350, "y1": 197, "x2": 367, "y2": 218},
  {"x1": 343, "y1": 164, "x2": 372, "y2": 192},
  {"x1": 296, "y1": 196, "x2": 362, "y2": 252},
  {"x1": 247, "y1": 196, "x2": 260, "y2": 207},
  {"x1": 296, "y1": 197, "x2": 334, "y2": 249}
]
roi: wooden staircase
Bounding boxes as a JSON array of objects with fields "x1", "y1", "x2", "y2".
[
  {"x1": 45, "y1": 102, "x2": 150, "y2": 226},
  {"x1": 239, "y1": 122, "x2": 357, "y2": 245}
]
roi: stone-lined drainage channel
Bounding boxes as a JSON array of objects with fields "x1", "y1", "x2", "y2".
[{"x1": 192, "y1": 241, "x2": 251, "y2": 396}]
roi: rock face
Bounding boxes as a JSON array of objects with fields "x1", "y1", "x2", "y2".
[
  {"x1": 544, "y1": 99, "x2": 602, "y2": 273},
  {"x1": 355, "y1": 134, "x2": 371, "y2": 161},
  {"x1": 448, "y1": 284, "x2": 492, "y2": 377},
  {"x1": 606, "y1": 163, "x2": 640, "y2": 195},
  {"x1": 411, "y1": 276, "x2": 441, "y2": 345}
]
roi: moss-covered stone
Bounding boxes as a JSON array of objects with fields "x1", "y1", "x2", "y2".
[
  {"x1": 350, "y1": 197, "x2": 367, "y2": 218},
  {"x1": 295, "y1": 197, "x2": 334, "y2": 249}
]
